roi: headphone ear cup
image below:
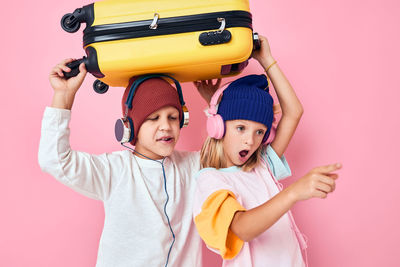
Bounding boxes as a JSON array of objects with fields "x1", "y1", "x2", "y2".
[
  {"x1": 207, "y1": 114, "x2": 225, "y2": 139},
  {"x1": 180, "y1": 105, "x2": 189, "y2": 128},
  {"x1": 115, "y1": 117, "x2": 134, "y2": 143}
]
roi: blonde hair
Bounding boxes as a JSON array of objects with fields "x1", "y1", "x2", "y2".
[{"x1": 200, "y1": 136, "x2": 263, "y2": 172}]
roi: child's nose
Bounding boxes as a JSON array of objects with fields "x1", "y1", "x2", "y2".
[
  {"x1": 245, "y1": 134, "x2": 255, "y2": 145},
  {"x1": 159, "y1": 117, "x2": 172, "y2": 131}
]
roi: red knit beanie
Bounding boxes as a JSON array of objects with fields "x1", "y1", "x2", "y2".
[{"x1": 121, "y1": 77, "x2": 183, "y2": 145}]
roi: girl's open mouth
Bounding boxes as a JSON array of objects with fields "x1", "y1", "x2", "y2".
[{"x1": 239, "y1": 150, "x2": 249, "y2": 158}]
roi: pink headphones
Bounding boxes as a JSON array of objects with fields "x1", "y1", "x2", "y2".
[
  {"x1": 207, "y1": 83, "x2": 230, "y2": 139},
  {"x1": 206, "y1": 83, "x2": 276, "y2": 144}
]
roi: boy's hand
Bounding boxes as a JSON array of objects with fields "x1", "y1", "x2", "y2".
[
  {"x1": 49, "y1": 58, "x2": 87, "y2": 110},
  {"x1": 193, "y1": 79, "x2": 221, "y2": 105},
  {"x1": 287, "y1": 163, "x2": 342, "y2": 202},
  {"x1": 251, "y1": 35, "x2": 276, "y2": 70},
  {"x1": 49, "y1": 58, "x2": 87, "y2": 95}
]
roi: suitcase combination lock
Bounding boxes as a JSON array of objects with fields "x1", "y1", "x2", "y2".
[{"x1": 199, "y1": 17, "x2": 231, "y2": 46}]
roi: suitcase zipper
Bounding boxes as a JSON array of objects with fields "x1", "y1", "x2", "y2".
[{"x1": 83, "y1": 10, "x2": 252, "y2": 46}]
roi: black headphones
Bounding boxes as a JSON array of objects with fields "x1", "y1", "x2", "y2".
[{"x1": 115, "y1": 74, "x2": 189, "y2": 144}]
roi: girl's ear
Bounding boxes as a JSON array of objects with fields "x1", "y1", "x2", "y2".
[
  {"x1": 273, "y1": 103, "x2": 281, "y2": 115},
  {"x1": 272, "y1": 104, "x2": 281, "y2": 124}
]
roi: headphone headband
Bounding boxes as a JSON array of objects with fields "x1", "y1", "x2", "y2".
[{"x1": 208, "y1": 82, "x2": 232, "y2": 115}]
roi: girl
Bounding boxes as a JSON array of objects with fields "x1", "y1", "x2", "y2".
[
  {"x1": 193, "y1": 36, "x2": 341, "y2": 266},
  {"x1": 38, "y1": 61, "x2": 220, "y2": 267}
]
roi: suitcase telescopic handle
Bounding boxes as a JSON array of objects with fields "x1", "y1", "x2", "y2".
[{"x1": 63, "y1": 57, "x2": 87, "y2": 79}]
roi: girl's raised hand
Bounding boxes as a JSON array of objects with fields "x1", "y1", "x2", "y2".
[
  {"x1": 287, "y1": 163, "x2": 342, "y2": 202},
  {"x1": 251, "y1": 35, "x2": 275, "y2": 70},
  {"x1": 193, "y1": 79, "x2": 222, "y2": 104},
  {"x1": 49, "y1": 58, "x2": 87, "y2": 95}
]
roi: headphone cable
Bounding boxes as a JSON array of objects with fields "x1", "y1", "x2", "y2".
[{"x1": 121, "y1": 144, "x2": 176, "y2": 267}]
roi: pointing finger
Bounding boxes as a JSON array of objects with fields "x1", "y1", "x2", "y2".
[{"x1": 313, "y1": 163, "x2": 342, "y2": 174}]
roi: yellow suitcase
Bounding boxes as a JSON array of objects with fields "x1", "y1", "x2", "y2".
[{"x1": 61, "y1": 0, "x2": 259, "y2": 93}]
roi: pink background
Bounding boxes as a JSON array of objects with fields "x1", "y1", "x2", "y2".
[{"x1": 1, "y1": 0, "x2": 399, "y2": 266}]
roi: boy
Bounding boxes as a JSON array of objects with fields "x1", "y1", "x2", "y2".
[{"x1": 39, "y1": 59, "x2": 218, "y2": 266}]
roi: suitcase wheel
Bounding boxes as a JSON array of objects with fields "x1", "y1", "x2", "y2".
[
  {"x1": 93, "y1": 80, "x2": 109, "y2": 94},
  {"x1": 61, "y1": 13, "x2": 81, "y2": 33}
]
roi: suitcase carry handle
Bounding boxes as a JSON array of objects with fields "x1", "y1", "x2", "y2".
[
  {"x1": 63, "y1": 58, "x2": 84, "y2": 78},
  {"x1": 63, "y1": 58, "x2": 87, "y2": 79},
  {"x1": 63, "y1": 57, "x2": 109, "y2": 94},
  {"x1": 253, "y1": 32, "x2": 261, "y2": 51}
]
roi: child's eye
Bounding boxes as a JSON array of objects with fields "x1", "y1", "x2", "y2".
[
  {"x1": 236, "y1": 126, "x2": 244, "y2": 132},
  {"x1": 256, "y1": 129, "x2": 265, "y2": 135},
  {"x1": 147, "y1": 116, "x2": 159, "y2": 121},
  {"x1": 169, "y1": 115, "x2": 178, "y2": 120}
]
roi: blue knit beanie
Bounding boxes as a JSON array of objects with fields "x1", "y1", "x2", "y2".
[{"x1": 217, "y1": 74, "x2": 274, "y2": 136}]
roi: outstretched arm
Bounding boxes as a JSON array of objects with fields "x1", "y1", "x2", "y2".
[
  {"x1": 230, "y1": 163, "x2": 341, "y2": 242},
  {"x1": 252, "y1": 36, "x2": 304, "y2": 158}
]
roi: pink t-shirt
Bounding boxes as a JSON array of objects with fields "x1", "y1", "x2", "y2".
[{"x1": 193, "y1": 145, "x2": 306, "y2": 267}]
